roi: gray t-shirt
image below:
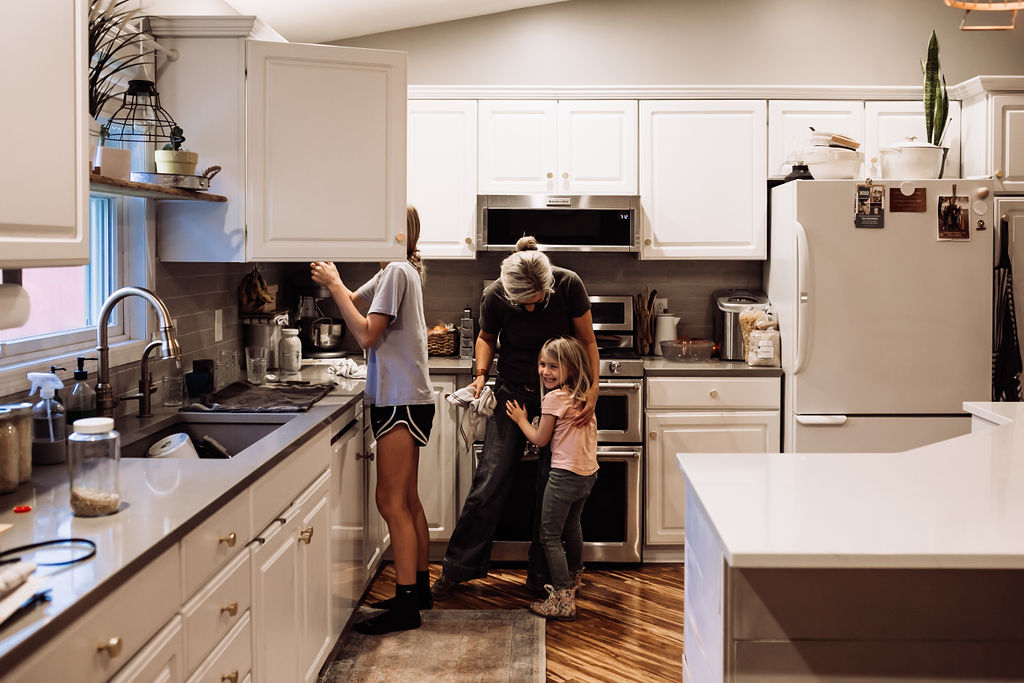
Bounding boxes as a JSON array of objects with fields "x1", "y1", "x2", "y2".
[{"x1": 355, "y1": 261, "x2": 433, "y2": 406}]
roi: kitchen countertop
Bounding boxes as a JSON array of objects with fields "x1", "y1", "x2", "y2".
[
  {"x1": 677, "y1": 401, "x2": 1024, "y2": 570},
  {"x1": 0, "y1": 369, "x2": 365, "y2": 669},
  {"x1": 644, "y1": 358, "x2": 782, "y2": 376}
]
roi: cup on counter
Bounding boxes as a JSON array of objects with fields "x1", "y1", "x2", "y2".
[
  {"x1": 162, "y1": 374, "x2": 185, "y2": 407},
  {"x1": 245, "y1": 346, "x2": 268, "y2": 385}
]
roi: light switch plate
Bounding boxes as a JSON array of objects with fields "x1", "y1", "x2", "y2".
[
  {"x1": 654, "y1": 298, "x2": 668, "y2": 316},
  {"x1": 214, "y1": 309, "x2": 223, "y2": 342}
]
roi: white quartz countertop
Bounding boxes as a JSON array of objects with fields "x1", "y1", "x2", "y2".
[
  {"x1": 0, "y1": 369, "x2": 365, "y2": 668},
  {"x1": 678, "y1": 402, "x2": 1024, "y2": 569}
]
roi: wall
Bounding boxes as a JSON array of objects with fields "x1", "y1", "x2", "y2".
[{"x1": 335, "y1": 0, "x2": 1024, "y2": 86}]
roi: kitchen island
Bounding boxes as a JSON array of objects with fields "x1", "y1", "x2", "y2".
[
  {"x1": 0, "y1": 373, "x2": 365, "y2": 679},
  {"x1": 678, "y1": 402, "x2": 1024, "y2": 682}
]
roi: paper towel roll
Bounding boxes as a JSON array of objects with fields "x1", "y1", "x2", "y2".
[{"x1": 0, "y1": 284, "x2": 30, "y2": 330}]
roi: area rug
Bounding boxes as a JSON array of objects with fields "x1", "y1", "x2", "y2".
[{"x1": 319, "y1": 608, "x2": 545, "y2": 683}]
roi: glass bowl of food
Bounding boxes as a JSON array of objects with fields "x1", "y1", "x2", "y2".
[{"x1": 660, "y1": 339, "x2": 714, "y2": 362}]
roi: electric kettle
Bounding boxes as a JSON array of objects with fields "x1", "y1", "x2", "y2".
[{"x1": 653, "y1": 314, "x2": 681, "y2": 356}]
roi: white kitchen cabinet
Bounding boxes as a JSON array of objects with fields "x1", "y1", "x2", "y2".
[
  {"x1": 109, "y1": 616, "x2": 185, "y2": 683},
  {"x1": 767, "y1": 100, "x2": 865, "y2": 177},
  {"x1": 639, "y1": 100, "x2": 766, "y2": 259},
  {"x1": 149, "y1": 17, "x2": 406, "y2": 263},
  {"x1": 0, "y1": 0, "x2": 88, "y2": 268},
  {"x1": 645, "y1": 376, "x2": 780, "y2": 545},
  {"x1": 962, "y1": 88, "x2": 1024, "y2": 193},
  {"x1": 251, "y1": 469, "x2": 331, "y2": 683},
  {"x1": 420, "y1": 376, "x2": 458, "y2": 541},
  {"x1": 864, "y1": 100, "x2": 962, "y2": 179},
  {"x1": 329, "y1": 407, "x2": 366, "y2": 634},
  {"x1": 478, "y1": 100, "x2": 638, "y2": 195},
  {"x1": 408, "y1": 100, "x2": 478, "y2": 258},
  {"x1": 362, "y1": 416, "x2": 390, "y2": 584}
]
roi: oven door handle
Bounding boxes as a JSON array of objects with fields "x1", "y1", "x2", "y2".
[
  {"x1": 597, "y1": 381, "x2": 641, "y2": 390},
  {"x1": 595, "y1": 449, "x2": 642, "y2": 459}
]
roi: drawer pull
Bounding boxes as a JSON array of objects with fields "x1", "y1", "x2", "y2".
[
  {"x1": 97, "y1": 637, "x2": 123, "y2": 658},
  {"x1": 995, "y1": 169, "x2": 1005, "y2": 179},
  {"x1": 220, "y1": 601, "x2": 239, "y2": 617},
  {"x1": 218, "y1": 532, "x2": 237, "y2": 547},
  {"x1": 649, "y1": 431, "x2": 656, "y2": 440},
  {"x1": 709, "y1": 390, "x2": 719, "y2": 399},
  {"x1": 299, "y1": 527, "x2": 314, "y2": 544},
  {"x1": 221, "y1": 671, "x2": 239, "y2": 683}
]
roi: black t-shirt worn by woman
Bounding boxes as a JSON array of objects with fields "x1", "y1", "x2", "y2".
[{"x1": 478, "y1": 266, "x2": 591, "y2": 382}]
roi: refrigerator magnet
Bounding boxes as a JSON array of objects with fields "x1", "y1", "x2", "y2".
[
  {"x1": 937, "y1": 193, "x2": 970, "y2": 241},
  {"x1": 854, "y1": 183, "x2": 884, "y2": 228}
]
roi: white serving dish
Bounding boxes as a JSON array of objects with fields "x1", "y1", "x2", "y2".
[{"x1": 804, "y1": 147, "x2": 864, "y2": 179}]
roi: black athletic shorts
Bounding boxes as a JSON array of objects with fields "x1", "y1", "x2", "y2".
[{"x1": 369, "y1": 404, "x2": 435, "y2": 447}]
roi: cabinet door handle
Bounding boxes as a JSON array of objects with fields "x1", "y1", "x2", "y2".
[
  {"x1": 395, "y1": 232, "x2": 405, "y2": 243},
  {"x1": 649, "y1": 431, "x2": 657, "y2": 440},
  {"x1": 299, "y1": 527, "x2": 314, "y2": 544},
  {"x1": 97, "y1": 637, "x2": 123, "y2": 658},
  {"x1": 465, "y1": 237, "x2": 472, "y2": 244},
  {"x1": 220, "y1": 601, "x2": 239, "y2": 617},
  {"x1": 995, "y1": 169, "x2": 1005, "y2": 179},
  {"x1": 221, "y1": 671, "x2": 239, "y2": 683},
  {"x1": 546, "y1": 172, "x2": 553, "y2": 179},
  {"x1": 561, "y1": 172, "x2": 568, "y2": 179},
  {"x1": 218, "y1": 532, "x2": 237, "y2": 547},
  {"x1": 644, "y1": 238, "x2": 652, "y2": 246},
  {"x1": 709, "y1": 390, "x2": 719, "y2": 398}
]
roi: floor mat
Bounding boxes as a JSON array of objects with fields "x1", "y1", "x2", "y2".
[{"x1": 319, "y1": 608, "x2": 545, "y2": 683}]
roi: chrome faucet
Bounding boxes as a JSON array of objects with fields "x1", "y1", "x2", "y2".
[{"x1": 95, "y1": 287, "x2": 181, "y2": 418}]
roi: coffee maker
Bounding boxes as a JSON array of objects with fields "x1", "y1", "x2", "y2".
[{"x1": 294, "y1": 286, "x2": 347, "y2": 357}]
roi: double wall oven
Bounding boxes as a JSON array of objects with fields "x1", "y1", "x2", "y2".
[{"x1": 474, "y1": 295, "x2": 644, "y2": 563}]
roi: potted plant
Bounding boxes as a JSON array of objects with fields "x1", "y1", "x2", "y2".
[
  {"x1": 880, "y1": 30, "x2": 950, "y2": 179},
  {"x1": 93, "y1": 124, "x2": 131, "y2": 180},
  {"x1": 155, "y1": 126, "x2": 198, "y2": 175}
]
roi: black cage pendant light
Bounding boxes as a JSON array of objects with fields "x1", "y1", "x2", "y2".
[{"x1": 104, "y1": 79, "x2": 178, "y2": 144}]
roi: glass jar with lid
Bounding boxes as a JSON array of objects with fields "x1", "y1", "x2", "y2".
[
  {"x1": 67, "y1": 417, "x2": 121, "y2": 516},
  {"x1": 0, "y1": 409, "x2": 18, "y2": 493},
  {"x1": 0, "y1": 402, "x2": 33, "y2": 484}
]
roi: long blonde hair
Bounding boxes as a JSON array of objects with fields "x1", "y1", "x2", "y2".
[
  {"x1": 407, "y1": 205, "x2": 426, "y2": 282},
  {"x1": 500, "y1": 236, "x2": 554, "y2": 303},
  {"x1": 539, "y1": 336, "x2": 592, "y2": 403}
]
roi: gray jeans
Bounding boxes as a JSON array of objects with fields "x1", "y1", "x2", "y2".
[{"x1": 538, "y1": 467, "x2": 597, "y2": 589}]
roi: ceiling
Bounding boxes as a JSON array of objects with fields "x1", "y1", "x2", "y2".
[{"x1": 221, "y1": 0, "x2": 569, "y2": 44}]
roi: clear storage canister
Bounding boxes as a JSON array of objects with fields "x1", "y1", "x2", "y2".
[
  {"x1": 67, "y1": 417, "x2": 121, "y2": 517},
  {"x1": 0, "y1": 409, "x2": 17, "y2": 494},
  {"x1": 0, "y1": 402, "x2": 32, "y2": 484}
]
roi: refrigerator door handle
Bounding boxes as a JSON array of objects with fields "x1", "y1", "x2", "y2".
[
  {"x1": 794, "y1": 220, "x2": 811, "y2": 374},
  {"x1": 795, "y1": 415, "x2": 848, "y2": 425}
]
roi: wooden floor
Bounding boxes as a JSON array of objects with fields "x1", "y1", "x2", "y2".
[{"x1": 363, "y1": 563, "x2": 685, "y2": 682}]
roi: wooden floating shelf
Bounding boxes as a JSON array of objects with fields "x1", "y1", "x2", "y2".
[{"x1": 89, "y1": 174, "x2": 228, "y2": 202}]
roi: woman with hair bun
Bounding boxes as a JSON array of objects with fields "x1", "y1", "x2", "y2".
[{"x1": 432, "y1": 236, "x2": 599, "y2": 601}]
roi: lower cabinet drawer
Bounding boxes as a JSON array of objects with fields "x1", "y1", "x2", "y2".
[
  {"x1": 647, "y1": 377, "x2": 780, "y2": 410},
  {"x1": 185, "y1": 611, "x2": 252, "y2": 683},
  {"x1": 110, "y1": 615, "x2": 186, "y2": 683},
  {"x1": 10, "y1": 545, "x2": 182, "y2": 683},
  {"x1": 182, "y1": 549, "x2": 252, "y2": 675},
  {"x1": 181, "y1": 489, "x2": 253, "y2": 598}
]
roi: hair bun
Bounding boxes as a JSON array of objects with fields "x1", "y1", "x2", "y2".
[{"x1": 515, "y1": 236, "x2": 539, "y2": 252}]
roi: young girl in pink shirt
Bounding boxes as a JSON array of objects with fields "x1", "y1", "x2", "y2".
[{"x1": 506, "y1": 336, "x2": 598, "y2": 621}]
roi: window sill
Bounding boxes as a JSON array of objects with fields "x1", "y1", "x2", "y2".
[
  {"x1": 90, "y1": 174, "x2": 227, "y2": 203},
  {"x1": 0, "y1": 338, "x2": 151, "y2": 400}
]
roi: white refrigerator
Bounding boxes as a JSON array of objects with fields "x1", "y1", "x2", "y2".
[{"x1": 767, "y1": 179, "x2": 994, "y2": 452}]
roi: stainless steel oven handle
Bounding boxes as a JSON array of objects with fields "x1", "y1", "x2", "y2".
[
  {"x1": 597, "y1": 381, "x2": 640, "y2": 390},
  {"x1": 595, "y1": 449, "x2": 642, "y2": 459}
]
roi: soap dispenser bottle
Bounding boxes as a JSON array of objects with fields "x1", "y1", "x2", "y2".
[
  {"x1": 66, "y1": 356, "x2": 97, "y2": 431},
  {"x1": 27, "y1": 369, "x2": 67, "y2": 465}
]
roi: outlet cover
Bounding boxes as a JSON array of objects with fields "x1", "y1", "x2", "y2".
[
  {"x1": 214, "y1": 309, "x2": 223, "y2": 342},
  {"x1": 654, "y1": 298, "x2": 668, "y2": 316}
]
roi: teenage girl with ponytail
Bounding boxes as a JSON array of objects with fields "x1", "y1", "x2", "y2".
[{"x1": 311, "y1": 205, "x2": 433, "y2": 635}]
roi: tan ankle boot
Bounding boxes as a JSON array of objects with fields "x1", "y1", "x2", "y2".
[
  {"x1": 529, "y1": 584, "x2": 576, "y2": 621},
  {"x1": 571, "y1": 566, "x2": 584, "y2": 593}
]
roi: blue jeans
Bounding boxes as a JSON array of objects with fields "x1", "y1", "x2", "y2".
[
  {"x1": 539, "y1": 467, "x2": 597, "y2": 589},
  {"x1": 441, "y1": 378, "x2": 545, "y2": 582}
]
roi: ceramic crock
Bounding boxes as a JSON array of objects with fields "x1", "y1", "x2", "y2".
[{"x1": 879, "y1": 137, "x2": 946, "y2": 179}]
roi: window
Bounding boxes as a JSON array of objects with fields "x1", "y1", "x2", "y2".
[{"x1": 0, "y1": 195, "x2": 126, "y2": 359}]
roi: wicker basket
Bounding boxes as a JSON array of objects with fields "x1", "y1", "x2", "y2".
[{"x1": 427, "y1": 329, "x2": 457, "y2": 356}]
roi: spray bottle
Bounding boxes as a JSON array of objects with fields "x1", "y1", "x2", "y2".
[
  {"x1": 28, "y1": 369, "x2": 67, "y2": 465},
  {"x1": 66, "y1": 356, "x2": 97, "y2": 432}
]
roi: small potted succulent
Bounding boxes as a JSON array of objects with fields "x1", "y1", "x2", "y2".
[{"x1": 154, "y1": 126, "x2": 198, "y2": 175}]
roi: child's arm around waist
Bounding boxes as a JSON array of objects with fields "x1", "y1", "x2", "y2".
[{"x1": 506, "y1": 399, "x2": 556, "y2": 447}]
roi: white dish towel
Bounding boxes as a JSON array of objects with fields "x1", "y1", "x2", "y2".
[{"x1": 446, "y1": 385, "x2": 496, "y2": 452}]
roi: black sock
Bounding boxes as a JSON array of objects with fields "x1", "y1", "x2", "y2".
[
  {"x1": 370, "y1": 571, "x2": 433, "y2": 610},
  {"x1": 355, "y1": 584, "x2": 421, "y2": 635}
]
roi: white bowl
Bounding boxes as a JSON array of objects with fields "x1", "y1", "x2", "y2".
[{"x1": 804, "y1": 148, "x2": 864, "y2": 179}]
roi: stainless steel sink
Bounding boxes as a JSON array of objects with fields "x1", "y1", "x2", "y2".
[{"x1": 119, "y1": 412, "x2": 295, "y2": 458}]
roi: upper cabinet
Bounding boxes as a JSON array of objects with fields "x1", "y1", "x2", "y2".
[
  {"x1": 0, "y1": 0, "x2": 89, "y2": 268},
  {"x1": 864, "y1": 100, "x2": 962, "y2": 180},
  {"x1": 767, "y1": 100, "x2": 865, "y2": 178},
  {"x1": 478, "y1": 100, "x2": 638, "y2": 195},
  {"x1": 149, "y1": 17, "x2": 407, "y2": 263},
  {"x1": 408, "y1": 100, "x2": 478, "y2": 259},
  {"x1": 638, "y1": 100, "x2": 766, "y2": 260},
  {"x1": 961, "y1": 81, "x2": 1024, "y2": 193}
]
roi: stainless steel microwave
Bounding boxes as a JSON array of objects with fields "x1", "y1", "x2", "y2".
[{"x1": 477, "y1": 195, "x2": 640, "y2": 252}]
